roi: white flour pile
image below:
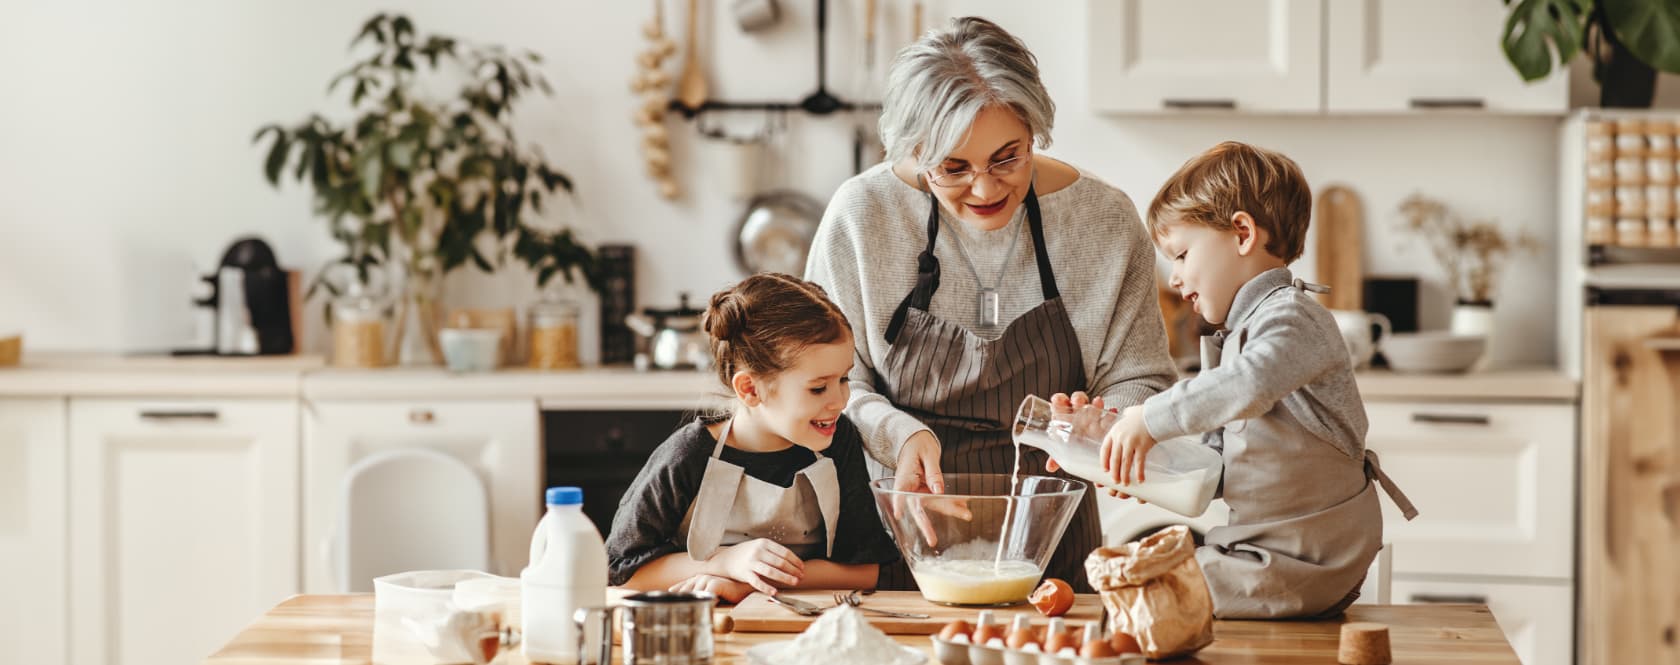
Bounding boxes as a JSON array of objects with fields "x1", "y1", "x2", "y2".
[{"x1": 763, "y1": 605, "x2": 912, "y2": 665}]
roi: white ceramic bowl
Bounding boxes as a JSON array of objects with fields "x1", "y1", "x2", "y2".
[
  {"x1": 439, "y1": 328, "x2": 503, "y2": 373},
  {"x1": 1379, "y1": 332, "x2": 1486, "y2": 373}
]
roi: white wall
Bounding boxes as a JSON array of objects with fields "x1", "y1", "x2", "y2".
[{"x1": 0, "y1": 0, "x2": 1585, "y2": 367}]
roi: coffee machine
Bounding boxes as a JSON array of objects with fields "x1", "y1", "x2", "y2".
[{"x1": 176, "y1": 237, "x2": 295, "y2": 356}]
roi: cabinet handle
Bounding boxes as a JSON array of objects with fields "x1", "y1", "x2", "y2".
[
  {"x1": 139, "y1": 410, "x2": 220, "y2": 422},
  {"x1": 1409, "y1": 97, "x2": 1486, "y2": 110},
  {"x1": 409, "y1": 408, "x2": 436, "y2": 425},
  {"x1": 1410, "y1": 412, "x2": 1491, "y2": 426},
  {"x1": 1162, "y1": 98, "x2": 1237, "y2": 110},
  {"x1": 1410, "y1": 593, "x2": 1487, "y2": 605}
]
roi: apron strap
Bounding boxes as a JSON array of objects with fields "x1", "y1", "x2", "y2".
[
  {"x1": 1364, "y1": 449, "x2": 1419, "y2": 521},
  {"x1": 884, "y1": 182, "x2": 1052, "y2": 344},
  {"x1": 1022, "y1": 186, "x2": 1057, "y2": 300},
  {"x1": 711, "y1": 418, "x2": 733, "y2": 458},
  {"x1": 884, "y1": 186, "x2": 944, "y2": 345}
]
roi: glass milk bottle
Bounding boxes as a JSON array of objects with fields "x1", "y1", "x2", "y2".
[{"x1": 1012, "y1": 395, "x2": 1223, "y2": 517}]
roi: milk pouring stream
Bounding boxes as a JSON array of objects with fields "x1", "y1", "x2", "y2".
[{"x1": 522, "y1": 487, "x2": 608, "y2": 664}]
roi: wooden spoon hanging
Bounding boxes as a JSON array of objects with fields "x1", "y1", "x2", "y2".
[
  {"x1": 676, "y1": 0, "x2": 708, "y2": 110},
  {"x1": 1314, "y1": 184, "x2": 1364, "y2": 311}
]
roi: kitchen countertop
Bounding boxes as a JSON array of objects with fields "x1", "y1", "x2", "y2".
[
  {"x1": 0, "y1": 353, "x2": 1577, "y2": 404},
  {"x1": 202, "y1": 593, "x2": 1520, "y2": 664}
]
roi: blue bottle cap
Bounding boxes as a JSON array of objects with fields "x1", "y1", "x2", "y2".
[{"x1": 546, "y1": 487, "x2": 583, "y2": 506}]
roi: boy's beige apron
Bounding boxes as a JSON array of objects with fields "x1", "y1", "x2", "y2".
[
  {"x1": 678, "y1": 419, "x2": 841, "y2": 562},
  {"x1": 872, "y1": 183, "x2": 1101, "y2": 592},
  {"x1": 1196, "y1": 279, "x2": 1419, "y2": 618}
]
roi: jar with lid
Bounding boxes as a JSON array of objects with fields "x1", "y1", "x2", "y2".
[
  {"x1": 332, "y1": 290, "x2": 389, "y2": 368},
  {"x1": 528, "y1": 298, "x2": 581, "y2": 370},
  {"x1": 1616, "y1": 119, "x2": 1649, "y2": 156}
]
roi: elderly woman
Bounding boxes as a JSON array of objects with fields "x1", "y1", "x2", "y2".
[{"x1": 805, "y1": 17, "x2": 1176, "y2": 591}]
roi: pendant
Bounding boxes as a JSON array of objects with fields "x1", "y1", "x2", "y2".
[{"x1": 979, "y1": 288, "x2": 1000, "y2": 327}]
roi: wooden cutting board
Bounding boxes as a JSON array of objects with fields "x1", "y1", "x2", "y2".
[
  {"x1": 1314, "y1": 184, "x2": 1364, "y2": 311},
  {"x1": 727, "y1": 590, "x2": 1105, "y2": 635}
]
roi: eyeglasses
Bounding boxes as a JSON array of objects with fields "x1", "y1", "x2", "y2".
[{"x1": 926, "y1": 153, "x2": 1029, "y2": 188}]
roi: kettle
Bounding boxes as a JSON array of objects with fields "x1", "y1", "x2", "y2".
[{"x1": 624, "y1": 294, "x2": 711, "y2": 371}]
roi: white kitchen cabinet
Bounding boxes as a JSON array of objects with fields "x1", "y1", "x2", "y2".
[
  {"x1": 1364, "y1": 401, "x2": 1576, "y2": 580},
  {"x1": 303, "y1": 399, "x2": 540, "y2": 593},
  {"x1": 1088, "y1": 0, "x2": 1324, "y2": 113},
  {"x1": 68, "y1": 399, "x2": 299, "y2": 665},
  {"x1": 0, "y1": 399, "x2": 67, "y2": 665},
  {"x1": 1393, "y1": 579, "x2": 1572, "y2": 665},
  {"x1": 1325, "y1": 0, "x2": 1568, "y2": 113}
]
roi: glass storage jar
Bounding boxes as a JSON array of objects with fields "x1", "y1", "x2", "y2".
[{"x1": 528, "y1": 299, "x2": 581, "y2": 370}]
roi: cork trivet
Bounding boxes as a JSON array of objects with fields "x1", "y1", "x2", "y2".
[{"x1": 1338, "y1": 622, "x2": 1391, "y2": 665}]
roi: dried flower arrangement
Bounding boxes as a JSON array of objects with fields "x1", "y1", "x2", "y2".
[{"x1": 1396, "y1": 193, "x2": 1540, "y2": 305}]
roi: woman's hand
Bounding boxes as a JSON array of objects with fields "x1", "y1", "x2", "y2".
[
  {"x1": 706, "y1": 538, "x2": 804, "y2": 597},
  {"x1": 890, "y1": 431, "x2": 969, "y2": 546},
  {"x1": 669, "y1": 574, "x2": 755, "y2": 604},
  {"x1": 894, "y1": 431, "x2": 945, "y2": 494},
  {"x1": 1044, "y1": 391, "x2": 1106, "y2": 473}
]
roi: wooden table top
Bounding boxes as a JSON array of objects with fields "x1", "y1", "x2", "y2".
[{"x1": 203, "y1": 594, "x2": 1521, "y2": 664}]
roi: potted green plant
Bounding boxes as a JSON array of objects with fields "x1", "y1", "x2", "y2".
[
  {"x1": 1503, "y1": 0, "x2": 1680, "y2": 107},
  {"x1": 256, "y1": 13, "x2": 598, "y2": 364}
]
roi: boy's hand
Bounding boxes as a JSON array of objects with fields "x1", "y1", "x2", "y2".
[
  {"x1": 669, "y1": 574, "x2": 754, "y2": 603},
  {"x1": 708, "y1": 538, "x2": 804, "y2": 596},
  {"x1": 1044, "y1": 392, "x2": 1107, "y2": 473},
  {"x1": 1101, "y1": 406, "x2": 1157, "y2": 487}
]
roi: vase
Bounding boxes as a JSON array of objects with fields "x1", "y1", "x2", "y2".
[
  {"x1": 390, "y1": 271, "x2": 445, "y2": 366},
  {"x1": 1450, "y1": 300, "x2": 1494, "y2": 371}
]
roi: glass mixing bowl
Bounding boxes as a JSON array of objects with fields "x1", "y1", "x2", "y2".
[{"x1": 870, "y1": 473, "x2": 1086, "y2": 606}]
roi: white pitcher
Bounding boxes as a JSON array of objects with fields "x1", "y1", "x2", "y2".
[{"x1": 1329, "y1": 310, "x2": 1392, "y2": 370}]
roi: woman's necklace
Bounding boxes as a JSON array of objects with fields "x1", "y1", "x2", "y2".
[{"x1": 942, "y1": 214, "x2": 1024, "y2": 327}]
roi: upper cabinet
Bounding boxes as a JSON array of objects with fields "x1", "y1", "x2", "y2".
[
  {"x1": 1089, "y1": 0, "x2": 1569, "y2": 114},
  {"x1": 1325, "y1": 0, "x2": 1568, "y2": 113},
  {"x1": 1088, "y1": 0, "x2": 1324, "y2": 113}
]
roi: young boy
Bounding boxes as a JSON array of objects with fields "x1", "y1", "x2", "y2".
[{"x1": 1102, "y1": 141, "x2": 1418, "y2": 619}]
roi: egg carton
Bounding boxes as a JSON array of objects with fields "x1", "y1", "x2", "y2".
[{"x1": 929, "y1": 635, "x2": 1146, "y2": 665}]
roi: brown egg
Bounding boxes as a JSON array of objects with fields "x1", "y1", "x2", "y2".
[
  {"x1": 1081, "y1": 639, "x2": 1117, "y2": 658},
  {"x1": 938, "y1": 619, "x2": 972, "y2": 642},
  {"x1": 974, "y1": 622, "x2": 1007, "y2": 645},
  {"x1": 1045, "y1": 628, "x2": 1079, "y2": 654},
  {"x1": 1111, "y1": 631, "x2": 1143, "y2": 654},
  {"x1": 1006, "y1": 626, "x2": 1040, "y2": 650},
  {"x1": 1028, "y1": 578, "x2": 1075, "y2": 617}
]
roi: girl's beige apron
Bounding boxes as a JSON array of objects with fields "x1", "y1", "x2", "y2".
[
  {"x1": 678, "y1": 419, "x2": 841, "y2": 563},
  {"x1": 873, "y1": 184, "x2": 1102, "y2": 592}
]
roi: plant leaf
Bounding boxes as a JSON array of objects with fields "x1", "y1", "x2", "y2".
[
  {"x1": 262, "y1": 131, "x2": 291, "y2": 186},
  {"x1": 1502, "y1": 0, "x2": 1590, "y2": 82},
  {"x1": 1603, "y1": 0, "x2": 1680, "y2": 74},
  {"x1": 354, "y1": 13, "x2": 387, "y2": 47}
]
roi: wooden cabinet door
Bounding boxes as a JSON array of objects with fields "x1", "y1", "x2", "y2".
[
  {"x1": 1324, "y1": 0, "x2": 1568, "y2": 113},
  {"x1": 0, "y1": 399, "x2": 67, "y2": 665},
  {"x1": 68, "y1": 399, "x2": 299, "y2": 665},
  {"x1": 1088, "y1": 0, "x2": 1323, "y2": 113},
  {"x1": 1581, "y1": 306, "x2": 1680, "y2": 665}
]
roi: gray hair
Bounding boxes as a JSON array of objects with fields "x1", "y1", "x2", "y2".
[{"x1": 879, "y1": 17, "x2": 1056, "y2": 173}]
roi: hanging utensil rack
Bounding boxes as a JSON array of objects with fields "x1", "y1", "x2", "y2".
[{"x1": 669, "y1": 0, "x2": 881, "y2": 119}]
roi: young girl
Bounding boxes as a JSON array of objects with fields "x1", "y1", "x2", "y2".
[{"x1": 605, "y1": 273, "x2": 898, "y2": 602}]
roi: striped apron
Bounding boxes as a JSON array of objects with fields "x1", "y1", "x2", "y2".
[{"x1": 874, "y1": 184, "x2": 1102, "y2": 593}]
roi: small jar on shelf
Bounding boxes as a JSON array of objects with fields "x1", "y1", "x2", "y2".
[
  {"x1": 1585, "y1": 216, "x2": 1613, "y2": 245},
  {"x1": 1615, "y1": 184, "x2": 1647, "y2": 217},
  {"x1": 1649, "y1": 217, "x2": 1676, "y2": 248},
  {"x1": 1585, "y1": 119, "x2": 1615, "y2": 159},
  {"x1": 1615, "y1": 155, "x2": 1647, "y2": 183},
  {"x1": 528, "y1": 298, "x2": 581, "y2": 370},
  {"x1": 1586, "y1": 159, "x2": 1614, "y2": 187},
  {"x1": 1616, "y1": 218, "x2": 1649, "y2": 247},
  {"x1": 332, "y1": 290, "x2": 389, "y2": 368},
  {"x1": 1647, "y1": 120, "x2": 1676, "y2": 157},
  {"x1": 1616, "y1": 118, "x2": 1649, "y2": 156}
]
